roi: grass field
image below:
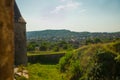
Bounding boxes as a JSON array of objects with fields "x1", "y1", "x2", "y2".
[
  {"x1": 27, "y1": 63, "x2": 65, "y2": 80},
  {"x1": 26, "y1": 51, "x2": 67, "y2": 80},
  {"x1": 27, "y1": 51, "x2": 66, "y2": 56}
]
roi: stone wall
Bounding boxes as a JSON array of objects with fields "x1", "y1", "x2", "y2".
[
  {"x1": 14, "y1": 22, "x2": 27, "y2": 65},
  {"x1": 28, "y1": 53, "x2": 65, "y2": 64},
  {"x1": 14, "y1": 1, "x2": 27, "y2": 66},
  {"x1": 0, "y1": 0, "x2": 14, "y2": 80}
]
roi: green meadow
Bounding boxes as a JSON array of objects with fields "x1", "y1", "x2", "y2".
[{"x1": 27, "y1": 63, "x2": 66, "y2": 80}]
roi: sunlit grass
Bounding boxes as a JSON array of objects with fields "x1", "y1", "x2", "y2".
[
  {"x1": 27, "y1": 51, "x2": 66, "y2": 56},
  {"x1": 27, "y1": 63, "x2": 66, "y2": 80}
]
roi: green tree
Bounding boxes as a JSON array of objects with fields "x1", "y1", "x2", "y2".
[
  {"x1": 27, "y1": 42, "x2": 38, "y2": 51},
  {"x1": 94, "y1": 38, "x2": 102, "y2": 43}
]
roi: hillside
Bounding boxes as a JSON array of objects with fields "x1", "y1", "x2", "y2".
[
  {"x1": 27, "y1": 29, "x2": 120, "y2": 42},
  {"x1": 23, "y1": 40, "x2": 120, "y2": 80},
  {"x1": 59, "y1": 41, "x2": 120, "y2": 80}
]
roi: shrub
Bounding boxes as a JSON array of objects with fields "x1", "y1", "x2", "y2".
[
  {"x1": 59, "y1": 52, "x2": 72, "y2": 72},
  {"x1": 60, "y1": 41, "x2": 120, "y2": 80},
  {"x1": 86, "y1": 50, "x2": 117, "y2": 80},
  {"x1": 69, "y1": 60, "x2": 82, "y2": 80},
  {"x1": 113, "y1": 41, "x2": 120, "y2": 54}
]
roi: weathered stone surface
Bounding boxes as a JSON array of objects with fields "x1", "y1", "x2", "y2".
[
  {"x1": 28, "y1": 53, "x2": 65, "y2": 64},
  {"x1": 14, "y1": 23, "x2": 27, "y2": 65},
  {"x1": 0, "y1": 0, "x2": 14, "y2": 80},
  {"x1": 14, "y1": 67, "x2": 29, "y2": 79},
  {"x1": 14, "y1": 2, "x2": 27, "y2": 66}
]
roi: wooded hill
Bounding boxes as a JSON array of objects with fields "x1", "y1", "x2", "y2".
[{"x1": 27, "y1": 29, "x2": 120, "y2": 42}]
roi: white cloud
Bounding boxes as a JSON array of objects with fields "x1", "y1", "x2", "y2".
[
  {"x1": 51, "y1": 1, "x2": 81, "y2": 14},
  {"x1": 60, "y1": 0, "x2": 66, "y2": 2},
  {"x1": 59, "y1": 0, "x2": 71, "y2": 2},
  {"x1": 50, "y1": 5, "x2": 65, "y2": 14},
  {"x1": 59, "y1": 0, "x2": 75, "y2": 2},
  {"x1": 66, "y1": 2, "x2": 80, "y2": 9}
]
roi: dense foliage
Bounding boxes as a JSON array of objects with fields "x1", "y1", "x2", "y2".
[
  {"x1": 59, "y1": 41, "x2": 120, "y2": 80},
  {"x1": 27, "y1": 41, "x2": 73, "y2": 52},
  {"x1": 27, "y1": 30, "x2": 120, "y2": 52}
]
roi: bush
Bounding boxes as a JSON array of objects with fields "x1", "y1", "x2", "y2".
[
  {"x1": 59, "y1": 52, "x2": 72, "y2": 72},
  {"x1": 59, "y1": 41, "x2": 120, "y2": 80},
  {"x1": 69, "y1": 60, "x2": 82, "y2": 80},
  {"x1": 53, "y1": 46, "x2": 60, "y2": 52},
  {"x1": 86, "y1": 50, "x2": 116, "y2": 80},
  {"x1": 113, "y1": 41, "x2": 120, "y2": 53}
]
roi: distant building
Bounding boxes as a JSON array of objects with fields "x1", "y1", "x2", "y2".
[
  {"x1": 35, "y1": 47, "x2": 40, "y2": 51},
  {"x1": 14, "y1": 1, "x2": 27, "y2": 65}
]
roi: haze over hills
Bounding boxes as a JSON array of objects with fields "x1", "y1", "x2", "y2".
[{"x1": 27, "y1": 29, "x2": 120, "y2": 42}]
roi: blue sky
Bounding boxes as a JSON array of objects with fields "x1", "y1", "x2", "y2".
[{"x1": 16, "y1": 0, "x2": 120, "y2": 32}]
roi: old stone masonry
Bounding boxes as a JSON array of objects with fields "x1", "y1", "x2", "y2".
[{"x1": 14, "y1": 1, "x2": 27, "y2": 66}]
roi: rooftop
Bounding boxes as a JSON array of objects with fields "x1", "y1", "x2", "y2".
[{"x1": 14, "y1": 1, "x2": 26, "y2": 23}]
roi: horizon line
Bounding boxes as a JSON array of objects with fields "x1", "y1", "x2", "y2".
[{"x1": 26, "y1": 29, "x2": 120, "y2": 33}]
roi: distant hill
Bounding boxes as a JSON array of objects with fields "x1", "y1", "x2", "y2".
[{"x1": 27, "y1": 29, "x2": 120, "y2": 42}]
